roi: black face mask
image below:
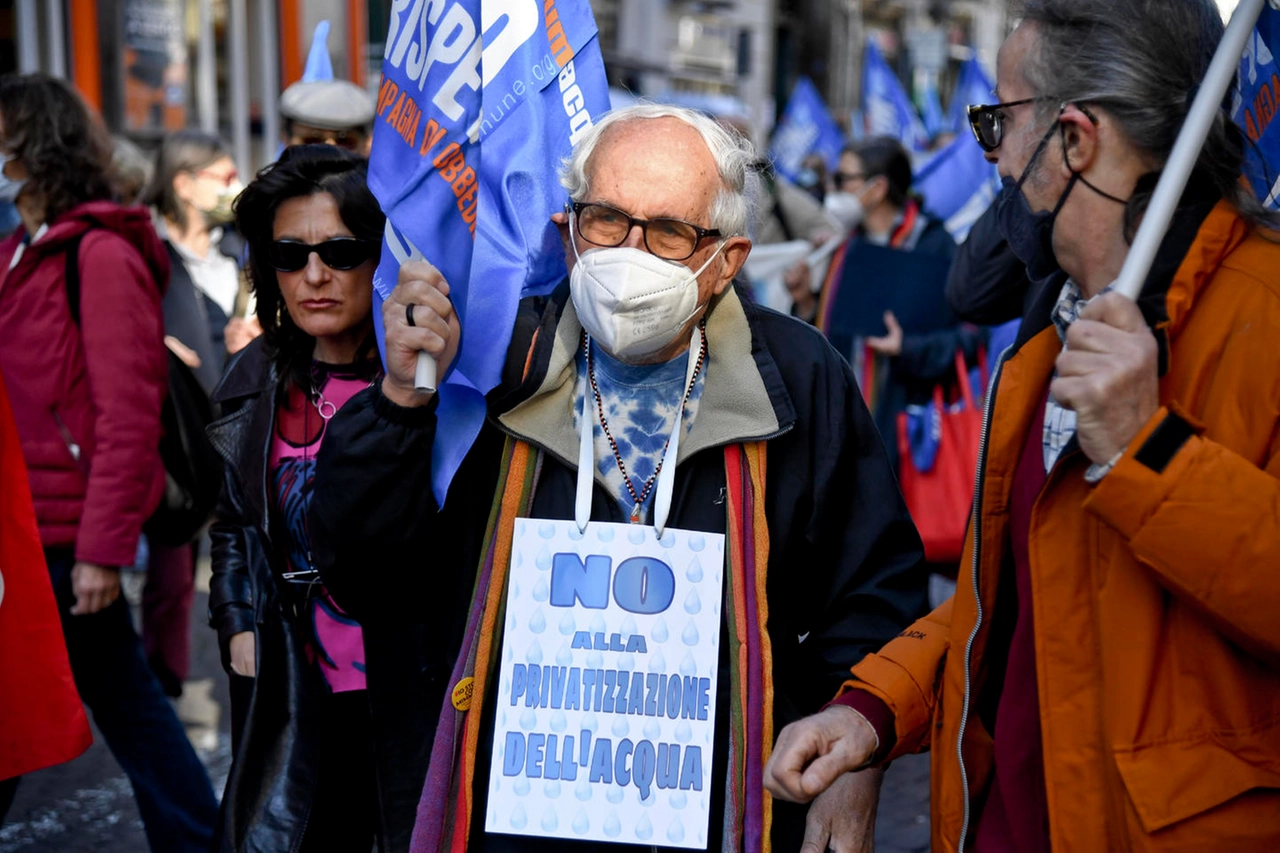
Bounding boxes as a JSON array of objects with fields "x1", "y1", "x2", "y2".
[
  {"x1": 994, "y1": 115, "x2": 1130, "y2": 282},
  {"x1": 993, "y1": 120, "x2": 1077, "y2": 282}
]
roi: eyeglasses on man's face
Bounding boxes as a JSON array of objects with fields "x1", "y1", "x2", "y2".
[{"x1": 571, "y1": 201, "x2": 721, "y2": 262}]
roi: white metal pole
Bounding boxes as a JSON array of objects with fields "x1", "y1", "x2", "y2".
[
  {"x1": 17, "y1": 0, "x2": 40, "y2": 73},
  {"x1": 45, "y1": 0, "x2": 67, "y2": 79},
  {"x1": 197, "y1": 0, "x2": 217, "y2": 133},
  {"x1": 257, "y1": 0, "x2": 280, "y2": 168},
  {"x1": 228, "y1": 0, "x2": 250, "y2": 177},
  {"x1": 1112, "y1": 0, "x2": 1266, "y2": 300}
]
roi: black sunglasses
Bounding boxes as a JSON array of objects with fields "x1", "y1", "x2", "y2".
[
  {"x1": 267, "y1": 237, "x2": 378, "y2": 272},
  {"x1": 966, "y1": 98, "x2": 1039, "y2": 152}
]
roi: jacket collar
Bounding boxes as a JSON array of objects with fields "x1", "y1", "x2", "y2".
[
  {"x1": 495, "y1": 285, "x2": 792, "y2": 476},
  {"x1": 207, "y1": 337, "x2": 277, "y2": 537}
]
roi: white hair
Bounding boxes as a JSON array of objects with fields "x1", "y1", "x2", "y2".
[{"x1": 558, "y1": 103, "x2": 757, "y2": 238}]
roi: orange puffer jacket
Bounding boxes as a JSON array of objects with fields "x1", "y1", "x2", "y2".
[{"x1": 840, "y1": 200, "x2": 1280, "y2": 852}]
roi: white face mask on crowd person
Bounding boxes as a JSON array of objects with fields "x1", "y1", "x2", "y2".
[
  {"x1": 0, "y1": 154, "x2": 26, "y2": 204},
  {"x1": 823, "y1": 190, "x2": 865, "y2": 231},
  {"x1": 568, "y1": 214, "x2": 727, "y2": 361},
  {"x1": 178, "y1": 155, "x2": 243, "y2": 225}
]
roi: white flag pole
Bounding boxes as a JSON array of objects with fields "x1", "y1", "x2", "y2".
[
  {"x1": 383, "y1": 221, "x2": 439, "y2": 393},
  {"x1": 1112, "y1": 0, "x2": 1266, "y2": 301}
]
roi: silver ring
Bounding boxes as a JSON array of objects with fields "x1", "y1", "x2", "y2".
[{"x1": 406, "y1": 302, "x2": 416, "y2": 327}]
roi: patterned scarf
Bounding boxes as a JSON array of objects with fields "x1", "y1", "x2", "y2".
[{"x1": 409, "y1": 438, "x2": 775, "y2": 853}]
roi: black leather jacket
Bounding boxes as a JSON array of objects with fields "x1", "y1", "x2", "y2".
[{"x1": 206, "y1": 337, "x2": 430, "y2": 853}]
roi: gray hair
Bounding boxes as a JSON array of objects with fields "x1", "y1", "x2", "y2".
[
  {"x1": 559, "y1": 103, "x2": 757, "y2": 237},
  {"x1": 1017, "y1": 0, "x2": 1279, "y2": 229}
]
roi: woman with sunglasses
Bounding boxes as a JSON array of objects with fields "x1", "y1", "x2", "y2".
[{"x1": 207, "y1": 144, "x2": 404, "y2": 852}]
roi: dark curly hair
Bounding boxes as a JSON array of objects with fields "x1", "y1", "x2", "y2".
[
  {"x1": 234, "y1": 144, "x2": 385, "y2": 393},
  {"x1": 0, "y1": 73, "x2": 113, "y2": 222}
]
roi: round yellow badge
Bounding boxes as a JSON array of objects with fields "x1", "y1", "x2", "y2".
[{"x1": 451, "y1": 676, "x2": 475, "y2": 711}]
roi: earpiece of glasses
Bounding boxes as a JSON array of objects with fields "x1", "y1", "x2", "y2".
[{"x1": 267, "y1": 237, "x2": 379, "y2": 272}]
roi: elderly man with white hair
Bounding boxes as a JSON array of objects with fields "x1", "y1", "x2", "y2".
[{"x1": 307, "y1": 104, "x2": 926, "y2": 853}]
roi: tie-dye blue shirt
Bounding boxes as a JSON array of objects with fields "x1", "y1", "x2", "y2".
[{"x1": 572, "y1": 340, "x2": 705, "y2": 524}]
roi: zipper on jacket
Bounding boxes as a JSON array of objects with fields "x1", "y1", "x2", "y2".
[
  {"x1": 52, "y1": 408, "x2": 87, "y2": 473},
  {"x1": 955, "y1": 350, "x2": 1005, "y2": 852}
]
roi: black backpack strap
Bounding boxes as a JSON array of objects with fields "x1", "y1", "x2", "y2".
[{"x1": 64, "y1": 232, "x2": 86, "y2": 326}]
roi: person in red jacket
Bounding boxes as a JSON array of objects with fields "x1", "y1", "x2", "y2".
[{"x1": 0, "y1": 74, "x2": 217, "y2": 851}]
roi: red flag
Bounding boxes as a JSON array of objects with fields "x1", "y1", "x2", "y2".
[{"x1": 0, "y1": 368, "x2": 91, "y2": 780}]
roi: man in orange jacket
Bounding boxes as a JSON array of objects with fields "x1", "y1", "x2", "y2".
[{"x1": 764, "y1": 1, "x2": 1280, "y2": 851}]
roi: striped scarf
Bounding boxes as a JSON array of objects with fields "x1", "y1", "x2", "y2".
[{"x1": 410, "y1": 439, "x2": 775, "y2": 852}]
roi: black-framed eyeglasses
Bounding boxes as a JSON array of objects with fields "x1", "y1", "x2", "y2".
[
  {"x1": 571, "y1": 201, "x2": 721, "y2": 262},
  {"x1": 267, "y1": 237, "x2": 379, "y2": 272},
  {"x1": 832, "y1": 171, "x2": 866, "y2": 190},
  {"x1": 966, "y1": 98, "x2": 1041, "y2": 152}
]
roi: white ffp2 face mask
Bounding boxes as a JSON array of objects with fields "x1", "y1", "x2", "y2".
[
  {"x1": 568, "y1": 219, "x2": 725, "y2": 360},
  {"x1": 824, "y1": 190, "x2": 865, "y2": 231}
]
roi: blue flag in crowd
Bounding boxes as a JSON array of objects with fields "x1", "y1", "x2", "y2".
[
  {"x1": 919, "y1": 75, "x2": 946, "y2": 140},
  {"x1": 769, "y1": 77, "x2": 847, "y2": 181},
  {"x1": 914, "y1": 131, "x2": 999, "y2": 241},
  {"x1": 1234, "y1": 3, "x2": 1280, "y2": 209},
  {"x1": 862, "y1": 41, "x2": 929, "y2": 151},
  {"x1": 947, "y1": 57, "x2": 994, "y2": 135},
  {"x1": 368, "y1": 1, "x2": 610, "y2": 505}
]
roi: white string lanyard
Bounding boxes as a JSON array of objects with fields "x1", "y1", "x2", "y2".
[{"x1": 575, "y1": 327, "x2": 703, "y2": 538}]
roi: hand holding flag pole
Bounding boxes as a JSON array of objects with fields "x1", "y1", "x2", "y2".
[{"x1": 1111, "y1": 0, "x2": 1266, "y2": 301}]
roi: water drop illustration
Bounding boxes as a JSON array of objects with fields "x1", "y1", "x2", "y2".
[
  {"x1": 510, "y1": 804, "x2": 527, "y2": 829},
  {"x1": 572, "y1": 808, "x2": 590, "y2": 835},
  {"x1": 651, "y1": 618, "x2": 669, "y2": 643},
  {"x1": 686, "y1": 557, "x2": 703, "y2": 582},
  {"x1": 510, "y1": 581, "x2": 520, "y2": 600},
  {"x1": 529, "y1": 609, "x2": 547, "y2": 634},
  {"x1": 513, "y1": 777, "x2": 531, "y2": 797},
  {"x1": 675, "y1": 720, "x2": 693, "y2": 743},
  {"x1": 526, "y1": 641, "x2": 543, "y2": 665},
  {"x1": 647, "y1": 650, "x2": 667, "y2": 673},
  {"x1": 582, "y1": 712, "x2": 599, "y2": 733},
  {"x1": 606, "y1": 785, "x2": 624, "y2": 804},
  {"x1": 596, "y1": 525, "x2": 615, "y2": 542},
  {"x1": 643, "y1": 719, "x2": 662, "y2": 741},
  {"x1": 620, "y1": 615, "x2": 638, "y2": 635},
  {"x1": 635, "y1": 814, "x2": 653, "y2": 840},
  {"x1": 688, "y1": 533, "x2": 706, "y2": 552},
  {"x1": 559, "y1": 612, "x2": 576, "y2": 636},
  {"x1": 684, "y1": 588, "x2": 701, "y2": 614},
  {"x1": 536, "y1": 545, "x2": 552, "y2": 570},
  {"x1": 682, "y1": 620, "x2": 699, "y2": 645},
  {"x1": 538, "y1": 522, "x2": 556, "y2": 539},
  {"x1": 679, "y1": 651, "x2": 698, "y2": 677},
  {"x1": 667, "y1": 817, "x2": 685, "y2": 843},
  {"x1": 590, "y1": 614, "x2": 607, "y2": 635},
  {"x1": 533, "y1": 578, "x2": 549, "y2": 602},
  {"x1": 628, "y1": 527, "x2": 647, "y2": 545},
  {"x1": 618, "y1": 653, "x2": 635, "y2": 671},
  {"x1": 659, "y1": 530, "x2": 676, "y2": 548},
  {"x1": 575, "y1": 776, "x2": 593, "y2": 801},
  {"x1": 541, "y1": 807, "x2": 558, "y2": 832},
  {"x1": 551, "y1": 710, "x2": 568, "y2": 733},
  {"x1": 568, "y1": 525, "x2": 584, "y2": 541},
  {"x1": 543, "y1": 779, "x2": 561, "y2": 799},
  {"x1": 520, "y1": 709, "x2": 538, "y2": 730},
  {"x1": 556, "y1": 643, "x2": 574, "y2": 667},
  {"x1": 671, "y1": 791, "x2": 688, "y2": 810},
  {"x1": 586, "y1": 650, "x2": 604, "y2": 669},
  {"x1": 603, "y1": 810, "x2": 622, "y2": 838},
  {"x1": 612, "y1": 718, "x2": 629, "y2": 738}
]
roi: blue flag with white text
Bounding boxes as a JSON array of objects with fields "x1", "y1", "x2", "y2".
[
  {"x1": 947, "y1": 57, "x2": 994, "y2": 135},
  {"x1": 769, "y1": 77, "x2": 847, "y2": 181},
  {"x1": 914, "y1": 131, "x2": 999, "y2": 241},
  {"x1": 862, "y1": 41, "x2": 929, "y2": 151},
  {"x1": 1234, "y1": 3, "x2": 1280, "y2": 208},
  {"x1": 368, "y1": 0, "x2": 610, "y2": 505}
]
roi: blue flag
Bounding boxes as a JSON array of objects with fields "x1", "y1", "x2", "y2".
[
  {"x1": 302, "y1": 21, "x2": 334, "y2": 83},
  {"x1": 769, "y1": 77, "x2": 846, "y2": 181},
  {"x1": 947, "y1": 57, "x2": 994, "y2": 135},
  {"x1": 918, "y1": 74, "x2": 945, "y2": 140},
  {"x1": 914, "y1": 131, "x2": 999, "y2": 241},
  {"x1": 862, "y1": 41, "x2": 929, "y2": 151},
  {"x1": 1234, "y1": 3, "x2": 1280, "y2": 209},
  {"x1": 368, "y1": 1, "x2": 610, "y2": 505}
]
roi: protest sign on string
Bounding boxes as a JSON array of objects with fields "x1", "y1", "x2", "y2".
[{"x1": 485, "y1": 520, "x2": 724, "y2": 848}]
